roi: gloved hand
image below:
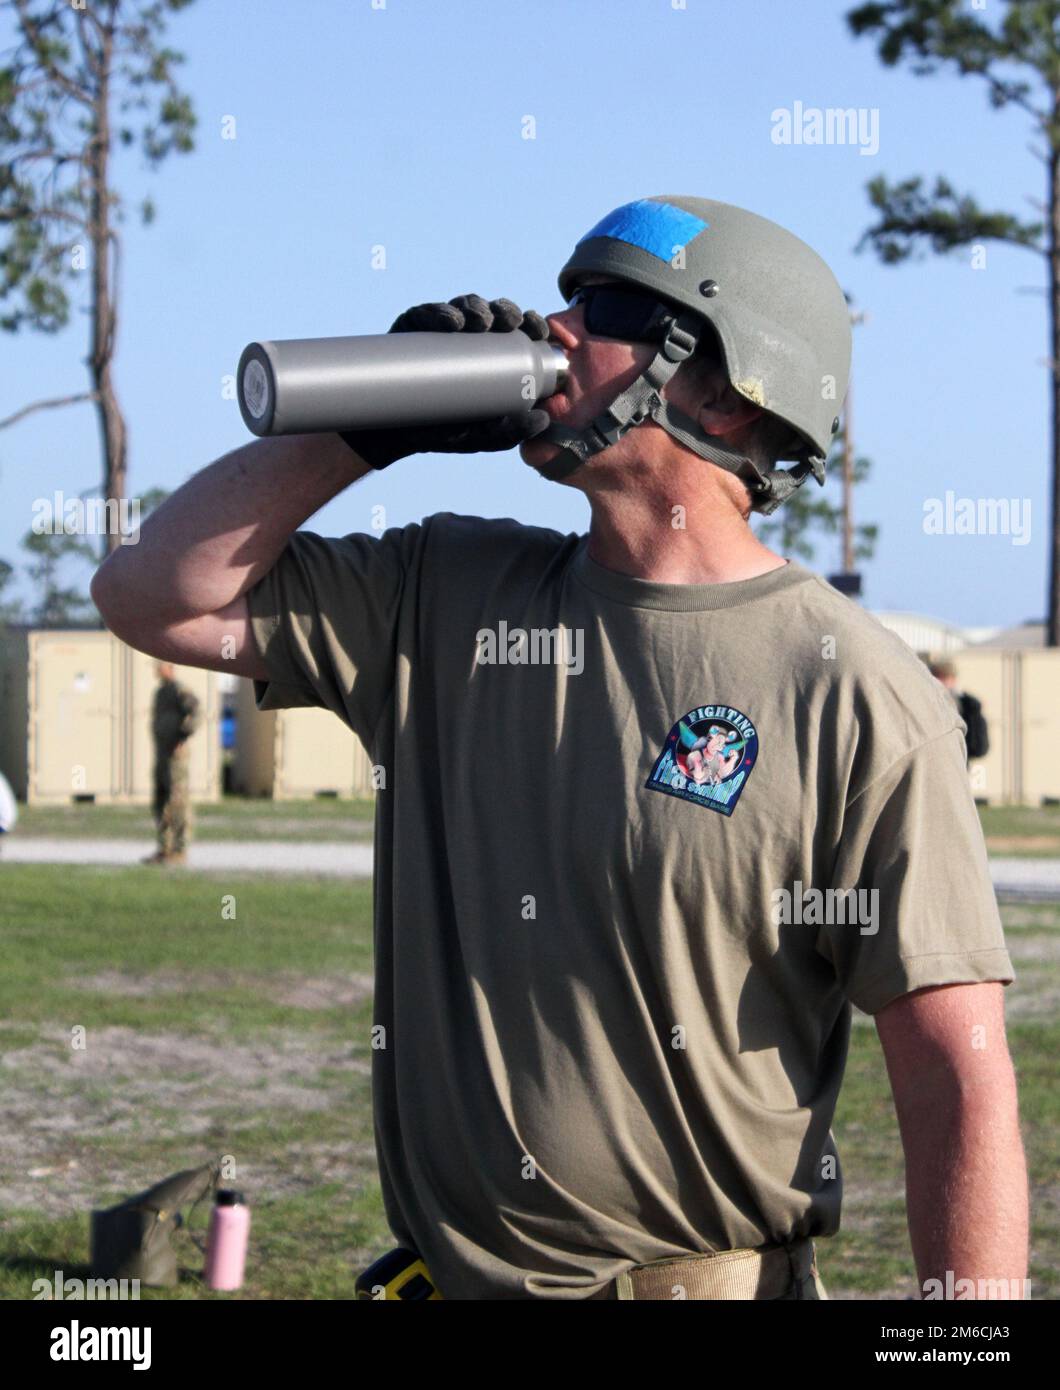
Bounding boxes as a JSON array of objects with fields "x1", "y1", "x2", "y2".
[{"x1": 339, "y1": 294, "x2": 553, "y2": 470}]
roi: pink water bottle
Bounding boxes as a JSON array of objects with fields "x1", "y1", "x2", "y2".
[{"x1": 203, "y1": 1189, "x2": 250, "y2": 1291}]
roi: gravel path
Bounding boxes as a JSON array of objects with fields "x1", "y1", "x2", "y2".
[
  {"x1": 4, "y1": 839, "x2": 1060, "y2": 896},
  {"x1": 0, "y1": 837, "x2": 373, "y2": 877},
  {"x1": 987, "y1": 856, "x2": 1060, "y2": 900}
]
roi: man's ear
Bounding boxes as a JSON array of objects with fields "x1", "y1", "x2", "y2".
[
  {"x1": 697, "y1": 392, "x2": 764, "y2": 439},
  {"x1": 671, "y1": 353, "x2": 763, "y2": 438}
]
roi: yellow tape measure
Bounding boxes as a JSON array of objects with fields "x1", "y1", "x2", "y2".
[{"x1": 355, "y1": 1247, "x2": 442, "y2": 1300}]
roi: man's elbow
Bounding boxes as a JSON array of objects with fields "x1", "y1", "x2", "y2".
[
  {"x1": 90, "y1": 554, "x2": 147, "y2": 638},
  {"x1": 90, "y1": 563, "x2": 112, "y2": 616},
  {"x1": 90, "y1": 562, "x2": 121, "y2": 627}
]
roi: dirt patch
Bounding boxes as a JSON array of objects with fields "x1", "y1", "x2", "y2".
[
  {"x1": 0, "y1": 1024, "x2": 370, "y2": 1218},
  {"x1": 1004, "y1": 934, "x2": 1060, "y2": 964},
  {"x1": 273, "y1": 976, "x2": 373, "y2": 1010},
  {"x1": 1006, "y1": 983, "x2": 1060, "y2": 1022},
  {"x1": 986, "y1": 837, "x2": 1060, "y2": 854},
  {"x1": 248, "y1": 1139, "x2": 379, "y2": 1201},
  {"x1": 1002, "y1": 906, "x2": 1060, "y2": 929},
  {"x1": 826, "y1": 1278, "x2": 920, "y2": 1300},
  {"x1": 66, "y1": 971, "x2": 190, "y2": 998},
  {"x1": 66, "y1": 970, "x2": 374, "y2": 1011}
]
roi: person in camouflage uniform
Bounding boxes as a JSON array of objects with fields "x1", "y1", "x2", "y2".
[{"x1": 143, "y1": 661, "x2": 201, "y2": 866}]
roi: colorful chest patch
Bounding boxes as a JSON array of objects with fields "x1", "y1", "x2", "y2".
[{"x1": 645, "y1": 704, "x2": 758, "y2": 817}]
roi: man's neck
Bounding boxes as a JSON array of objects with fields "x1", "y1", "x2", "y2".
[{"x1": 584, "y1": 484, "x2": 788, "y2": 586}]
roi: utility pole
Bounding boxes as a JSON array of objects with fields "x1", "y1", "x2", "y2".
[
  {"x1": 829, "y1": 304, "x2": 868, "y2": 599},
  {"x1": 843, "y1": 308, "x2": 869, "y2": 576},
  {"x1": 842, "y1": 375, "x2": 855, "y2": 574}
]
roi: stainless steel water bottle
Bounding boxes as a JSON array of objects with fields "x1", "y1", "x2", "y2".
[{"x1": 237, "y1": 331, "x2": 569, "y2": 438}]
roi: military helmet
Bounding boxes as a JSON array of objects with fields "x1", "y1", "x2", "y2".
[{"x1": 538, "y1": 195, "x2": 852, "y2": 513}]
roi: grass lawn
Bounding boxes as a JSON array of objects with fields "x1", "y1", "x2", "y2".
[
  {"x1": 0, "y1": 863, "x2": 1055, "y2": 1299},
  {"x1": 0, "y1": 865, "x2": 385, "y2": 1299},
  {"x1": 14, "y1": 795, "x2": 376, "y2": 842},
  {"x1": 978, "y1": 804, "x2": 1060, "y2": 857},
  {"x1": 14, "y1": 798, "x2": 1060, "y2": 856},
  {"x1": 829, "y1": 898, "x2": 1057, "y2": 1299}
]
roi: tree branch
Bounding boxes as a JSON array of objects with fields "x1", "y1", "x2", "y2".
[
  {"x1": 12, "y1": 0, "x2": 94, "y2": 106},
  {"x1": 0, "y1": 391, "x2": 99, "y2": 431},
  {"x1": 847, "y1": 2, "x2": 1052, "y2": 126},
  {"x1": 972, "y1": 65, "x2": 1049, "y2": 126},
  {"x1": 7, "y1": 148, "x2": 86, "y2": 171},
  {"x1": 856, "y1": 173, "x2": 1046, "y2": 262},
  {"x1": 0, "y1": 203, "x2": 89, "y2": 230}
]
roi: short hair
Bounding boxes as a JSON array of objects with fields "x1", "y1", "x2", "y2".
[{"x1": 928, "y1": 658, "x2": 957, "y2": 680}]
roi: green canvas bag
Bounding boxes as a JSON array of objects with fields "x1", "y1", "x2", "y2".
[{"x1": 90, "y1": 1161, "x2": 220, "y2": 1286}]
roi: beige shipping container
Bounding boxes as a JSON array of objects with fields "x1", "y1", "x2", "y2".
[
  {"x1": 0, "y1": 626, "x2": 219, "y2": 805},
  {"x1": 1018, "y1": 652, "x2": 1060, "y2": 806},
  {"x1": 232, "y1": 676, "x2": 377, "y2": 799},
  {"x1": 944, "y1": 650, "x2": 1013, "y2": 806}
]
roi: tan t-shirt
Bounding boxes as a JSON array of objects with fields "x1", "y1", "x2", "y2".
[{"x1": 246, "y1": 511, "x2": 1014, "y2": 1300}]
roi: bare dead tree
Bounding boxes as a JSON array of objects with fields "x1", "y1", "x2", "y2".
[{"x1": 0, "y1": 0, "x2": 197, "y2": 556}]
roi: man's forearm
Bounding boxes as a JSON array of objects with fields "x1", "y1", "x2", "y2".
[
  {"x1": 901, "y1": 1084, "x2": 1029, "y2": 1298},
  {"x1": 91, "y1": 433, "x2": 372, "y2": 625}
]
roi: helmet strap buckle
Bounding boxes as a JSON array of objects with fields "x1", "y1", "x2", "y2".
[{"x1": 660, "y1": 318, "x2": 698, "y2": 363}]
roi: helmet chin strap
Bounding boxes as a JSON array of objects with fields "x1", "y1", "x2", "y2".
[{"x1": 530, "y1": 309, "x2": 825, "y2": 517}]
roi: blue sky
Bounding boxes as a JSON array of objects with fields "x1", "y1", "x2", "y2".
[{"x1": 2, "y1": 0, "x2": 1051, "y2": 628}]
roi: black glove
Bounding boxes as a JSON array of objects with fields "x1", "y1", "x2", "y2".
[{"x1": 339, "y1": 294, "x2": 553, "y2": 470}]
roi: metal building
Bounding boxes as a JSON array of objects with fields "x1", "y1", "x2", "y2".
[
  {"x1": 230, "y1": 675, "x2": 377, "y2": 799},
  {"x1": 0, "y1": 626, "x2": 219, "y2": 805},
  {"x1": 923, "y1": 649, "x2": 1060, "y2": 806}
]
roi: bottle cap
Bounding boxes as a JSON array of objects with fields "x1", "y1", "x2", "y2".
[{"x1": 216, "y1": 1189, "x2": 245, "y2": 1206}]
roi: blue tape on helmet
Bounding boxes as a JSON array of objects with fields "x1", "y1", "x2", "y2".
[{"x1": 575, "y1": 199, "x2": 709, "y2": 262}]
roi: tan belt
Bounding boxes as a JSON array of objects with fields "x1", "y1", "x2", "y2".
[{"x1": 609, "y1": 1237, "x2": 819, "y2": 1300}]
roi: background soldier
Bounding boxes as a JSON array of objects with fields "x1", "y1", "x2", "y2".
[
  {"x1": 143, "y1": 661, "x2": 201, "y2": 866},
  {"x1": 928, "y1": 658, "x2": 990, "y2": 762}
]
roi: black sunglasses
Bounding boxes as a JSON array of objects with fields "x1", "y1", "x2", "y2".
[{"x1": 565, "y1": 283, "x2": 679, "y2": 343}]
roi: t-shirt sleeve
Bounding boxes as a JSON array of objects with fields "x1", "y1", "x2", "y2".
[
  {"x1": 244, "y1": 522, "x2": 424, "y2": 751},
  {"x1": 816, "y1": 725, "x2": 1015, "y2": 1015}
]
